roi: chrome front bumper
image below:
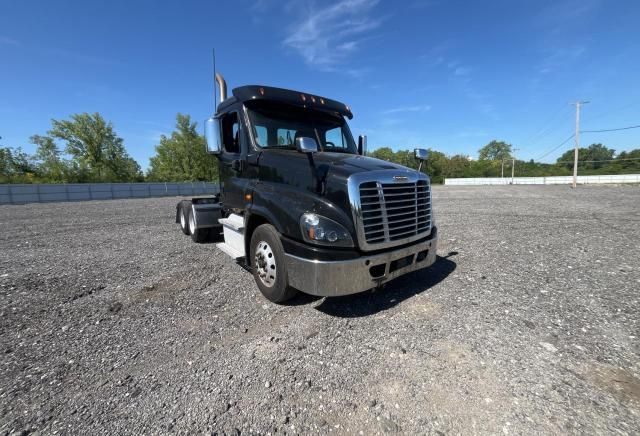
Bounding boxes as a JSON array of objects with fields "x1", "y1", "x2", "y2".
[{"x1": 284, "y1": 234, "x2": 438, "y2": 297}]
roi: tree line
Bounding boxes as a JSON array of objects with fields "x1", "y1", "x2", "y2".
[
  {"x1": 0, "y1": 112, "x2": 217, "y2": 184},
  {"x1": 2, "y1": 114, "x2": 638, "y2": 184},
  {"x1": 369, "y1": 140, "x2": 640, "y2": 183}
]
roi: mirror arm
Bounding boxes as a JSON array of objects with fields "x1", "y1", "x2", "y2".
[{"x1": 358, "y1": 135, "x2": 367, "y2": 156}]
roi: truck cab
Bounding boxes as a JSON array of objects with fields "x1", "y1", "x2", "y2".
[{"x1": 177, "y1": 74, "x2": 438, "y2": 303}]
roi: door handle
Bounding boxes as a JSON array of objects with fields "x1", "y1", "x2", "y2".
[{"x1": 231, "y1": 159, "x2": 244, "y2": 172}]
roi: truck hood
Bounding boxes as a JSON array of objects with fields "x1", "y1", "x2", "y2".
[
  {"x1": 314, "y1": 152, "x2": 407, "y2": 172},
  {"x1": 258, "y1": 150, "x2": 412, "y2": 184},
  {"x1": 257, "y1": 150, "x2": 420, "y2": 211}
]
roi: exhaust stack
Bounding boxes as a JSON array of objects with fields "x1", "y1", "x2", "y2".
[{"x1": 215, "y1": 73, "x2": 227, "y2": 103}]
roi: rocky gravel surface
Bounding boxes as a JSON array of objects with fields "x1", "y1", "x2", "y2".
[{"x1": 1, "y1": 185, "x2": 639, "y2": 435}]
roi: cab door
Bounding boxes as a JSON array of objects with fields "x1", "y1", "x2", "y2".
[{"x1": 219, "y1": 110, "x2": 248, "y2": 209}]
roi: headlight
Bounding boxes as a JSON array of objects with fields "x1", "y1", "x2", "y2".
[{"x1": 300, "y1": 213, "x2": 354, "y2": 247}]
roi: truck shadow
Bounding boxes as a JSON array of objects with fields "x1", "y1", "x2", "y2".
[{"x1": 312, "y1": 252, "x2": 458, "y2": 318}]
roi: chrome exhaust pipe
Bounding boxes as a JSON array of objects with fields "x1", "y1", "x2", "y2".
[{"x1": 215, "y1": 73, "x2": 227, "y2": 102}]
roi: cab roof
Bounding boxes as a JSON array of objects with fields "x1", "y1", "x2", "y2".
[{"x1": 217, "y1": 85, "x2": 353, "y2": 119}]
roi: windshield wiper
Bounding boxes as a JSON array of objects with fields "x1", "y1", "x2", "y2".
[{"x1": 322, "y1": 149, "x2": 352, "y2": 154}]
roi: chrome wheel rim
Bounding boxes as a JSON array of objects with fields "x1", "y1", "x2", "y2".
[
  {"x1": 254, "y1": 240, "x2": 276, "y2": 287},
  {"x1": 180, "y1": 211, "x2": 186, "y2": 229},
  {"x1": 188, "y1": 212, "x2": 195, "y2": 234}
]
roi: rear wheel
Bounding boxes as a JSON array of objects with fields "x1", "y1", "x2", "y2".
[
  {"x1": 179, "y1": 204, "x2": 190, "y2": 235},
  {"x1": 250, "y1": 224, "x2": 297, "y2": 303},
  {"x1": 189, "y1": 208, "x2": 210, "y2": 243}
]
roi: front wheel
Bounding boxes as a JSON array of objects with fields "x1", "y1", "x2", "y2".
[{"x1": 250, "y1": 224, "x2": 298, "y2": 303}]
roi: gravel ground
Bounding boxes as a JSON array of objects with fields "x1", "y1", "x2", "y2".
[{"x1": 0, "y1": 185, "x2": 639, "y2": 435}]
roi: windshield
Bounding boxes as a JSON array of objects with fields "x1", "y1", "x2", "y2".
[{"x1": 246, "y1": 103, "x2": 357, "y2": 154}]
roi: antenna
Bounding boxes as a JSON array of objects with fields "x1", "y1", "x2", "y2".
[{"x1": 212, "y1": 48, "x2": 217, "y2": 114}]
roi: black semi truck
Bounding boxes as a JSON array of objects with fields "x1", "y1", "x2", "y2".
[{"x1": 177, "y1": 73, "x2": 438, "y2": 303}]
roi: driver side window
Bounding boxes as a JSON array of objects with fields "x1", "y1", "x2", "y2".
[
  {"x1": 221, "y1": 112, "x2": 240, "y2": 153},
  {"x1": 324, "y1": 127, "x2": 347, "y2": 150}
]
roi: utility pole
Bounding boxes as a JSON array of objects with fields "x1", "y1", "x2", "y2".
[
  {"x1": 510, "y1": 148, "x2": 519, "y2": 185},
  {"x1": 501, "y1": 159, "x2": 504, "y2": 179},
  {"x1": 570, "y1": 101, "x2": 589, "y2": 188}
]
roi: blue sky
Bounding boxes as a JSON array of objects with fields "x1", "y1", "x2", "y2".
[{"x1": 1, "y1": 0, "x2": 639, "y2": 169}]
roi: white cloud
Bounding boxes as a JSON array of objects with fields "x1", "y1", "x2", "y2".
[
  {"x1": 429, "y1": 55, "x2": 445, "y2": 67},
  {"x1": 148, "y1": 129, "x2": 170, "y2": 143},
  {"x1": 283, "y1": 0, "x2": 381, "y2": 71},
  {"x1": 456, "y1": 129, "x2": 488, "y2": 138},
  {"x1": 0, "y1": 36, "x2": 20, "y2": 46},
  {"x1": 535, "y1": 0, "x2": 599, "y2": 31},
  {"x1": 463, "y1": 88, "x2": 499, "y2": 120},
  {"x1": 383, "y1": 105, "x2": 431, "y2": 114},
  {"x1": 537, "y1": 45, "x2": 586, "y2": 74},
  {"x1": 250, "y1": 0, "x2": 274, "y2": 23},
  {"x1": 454, "y1": 66, "x2": 471, "y2": 76},
  {"x1": 48, "y1": 48, "x2": 121, "y2": 66},
  {"x1": 409, "y1": 0, "x2": 437, "y2": 9}
]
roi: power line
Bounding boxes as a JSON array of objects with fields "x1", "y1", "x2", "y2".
[
  {"x1": 584, "y1": 101, "x2": 640, "y2": 125},
  {"x1": 581, "y1": 124, "x2": 640, "y2": 133},
  {"x1": 536, "y1": 133, "x2": 575, "y2": 161},
  {"x1": 521, "y1": 105, "x2": 571, "y2": 149},
  {"x1": 556, "y1": 157, "x2": 640, "y2": 164},
  {"x1": 536, "y1": 123, "x2": 640, "y2": 162}
]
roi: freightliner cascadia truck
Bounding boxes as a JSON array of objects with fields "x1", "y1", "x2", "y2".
[{"x1": 176, "y1": 73, "x2": 438, "y2": 303}]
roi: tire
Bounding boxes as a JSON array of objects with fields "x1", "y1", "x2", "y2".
[
  {"x1": 250, "y1": 224, "x2": 298, "y2": 303},
  {"x1": 188, "y1": 208, "x2": 210, "y2": 243},
  {"x1": 179, "y1": 204, "x2": 190, "y2": 235}
]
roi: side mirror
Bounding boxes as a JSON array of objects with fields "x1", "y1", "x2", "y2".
[
  {"x1": 358, "y1": 135, "x2": 367, "y2": 156},
  {"x1": 205, "y1": 117, "x2": 221, "y2": 154},
  {"x1": 295, "y1": 136, "x2": 318, "y2": 153},
  {"x1": 414, "y1": 148, "x2": 429, "y2": 161}
]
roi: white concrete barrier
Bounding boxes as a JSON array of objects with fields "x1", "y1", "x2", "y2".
[
  {"x1": 444, "y1": 174, "x2": 640, "y2": 186},
  {"x1": 0, "y1": 182, "x2": 220, "y2": 205}
]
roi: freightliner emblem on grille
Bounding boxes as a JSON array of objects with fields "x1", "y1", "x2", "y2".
[{"x1": 393, "y1": 175, "x2": 409, "y2": 182}]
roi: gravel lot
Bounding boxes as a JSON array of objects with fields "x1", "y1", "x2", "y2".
[{"x1": 1, "y1": 185, "x2": 639, "y2": 435}]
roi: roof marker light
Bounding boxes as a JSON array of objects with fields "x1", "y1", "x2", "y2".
[
  {"x1": 300, "y1": 94, "x2": 307, "y2": 102},
  {"x1": 320, "y1": 98, "x2": 325, "y2": 105},
  {"x1": 310, "y1": 96, "x2": 316, "y2": 103},
  {"x1": 259, "y1": 87, "x2": 265, "y2": 95}
]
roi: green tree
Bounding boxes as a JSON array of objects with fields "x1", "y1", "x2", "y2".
[
  {"x1": 102, "y1": 138, "x2": 143, "y2": 182},
  {"x1": 445, "y1": 154, "x2": 472, "y2": 178},
  {"x1": 30, "y1": 135, "x2": 68, "y2": 182},
  {"x1": 368, "y1": 146, "x2": 395, "y2": 162},
  {"x1": 147, "y1": 113, "x2": 218, "y2": 181},
  {"x1": 478, "y1": 140, "x2": 513, "y2": 161},
  {"x1": 48, "y1": 112, "x2": 141, "y2": 182},
  {"x1": 0, "y1": 146, "x2": 35, "y2": 183},
  {"x1": 423, "y1": 150, "x2": 448, "y2": 183},
  {"x1": 614, "y1": 149, "x2": 640, "y2": 171},
  {"x1": 557, "y1": 143, "x2": 615, "y2": 169}
]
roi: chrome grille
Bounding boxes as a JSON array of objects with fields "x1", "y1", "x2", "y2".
[{"x1": 358, "y1": 180, "x2": 431, "y2": 246}]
